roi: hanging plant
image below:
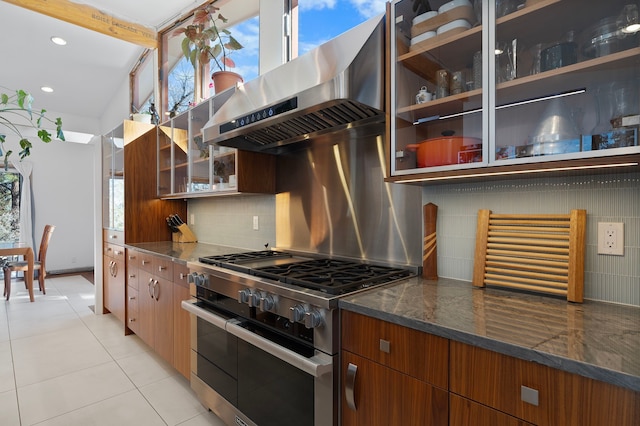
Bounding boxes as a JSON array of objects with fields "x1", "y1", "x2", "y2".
[{"x1": 0, "y1": 87, "x2": 65, "y2": 168}]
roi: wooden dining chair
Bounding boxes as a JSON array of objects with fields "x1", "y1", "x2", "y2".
[{"x1": 3, "y1": 225, "x2": 55, "y2": 300}]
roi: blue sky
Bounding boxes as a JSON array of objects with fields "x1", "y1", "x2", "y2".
[{"x1": 230, "y1": 0, "x2": 387, "y2": 84}]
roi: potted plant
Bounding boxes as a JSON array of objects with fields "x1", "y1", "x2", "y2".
[
  {"x1": 0, "y1": 88, "x2": 64, "y2": 168},
  {"x1": 174, "y1": 2, "x2": 244, "y2": 96}
]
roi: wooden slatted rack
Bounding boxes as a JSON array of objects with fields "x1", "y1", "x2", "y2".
[{"x1": 472, "y1": 209, "x2": 587, "y2": 302}]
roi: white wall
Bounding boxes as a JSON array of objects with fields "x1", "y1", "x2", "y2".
[{"x1": 24, "y1": 138, "x2": 96, "y2": 273}]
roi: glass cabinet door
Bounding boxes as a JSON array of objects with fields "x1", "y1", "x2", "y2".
[
  {"x1": 188, "y1": 101, "x2": 213, "y2": 193},
  {"x1": 391, "y1": 0, "x2": 485, "y2": 176},
  {"x1": 102, "y1": 124, "x2": 124, "y2": 230},
  {"x1": 493, "y1": 0, "x2": 639, "y2": 165}
]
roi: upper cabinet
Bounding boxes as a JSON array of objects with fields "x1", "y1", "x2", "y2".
[
  {"x1": 388, "y1": 0, "x2": 640, "y2": 182},
  {"x1": 102, "y1": 120, "x2": 186, "y2": 243},
  {"x1": 158, "y1": 91, "x2": 276, "y2": 198}
]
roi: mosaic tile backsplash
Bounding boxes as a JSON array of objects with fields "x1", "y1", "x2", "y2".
[{"x1": 422, "y1": 170, "x2": 640, "y2": 307}]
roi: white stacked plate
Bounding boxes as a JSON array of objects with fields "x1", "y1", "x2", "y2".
[
  {"x1": 436, "y1": 19, "x2": 472, "y2": 35},
  {"x1": 411, "y1": 31, "x2": 437, "y2": 45},
  {"x1": 412, "y1": 10, "x2": 438, "y2": 26}
]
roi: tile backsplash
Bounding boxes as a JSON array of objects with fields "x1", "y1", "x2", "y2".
[
  {"x1": 422, "y1": 170, "x2": 640, "y2": 307},
  {"x1": 188, "y1": 195, "x2": 276, "y2": 251}
]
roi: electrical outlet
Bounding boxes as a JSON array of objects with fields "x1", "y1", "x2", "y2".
[
  {"x1": 597, "y1": 222, "x2": 624, "y2": 256},
  {"x1": 253, "y1": 216, "x2": 259, "y2": 230},
  {"x1": 190, "y1": 214, "x2": 195, "y2": 225}
]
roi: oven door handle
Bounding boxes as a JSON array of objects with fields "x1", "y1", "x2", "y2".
[
  {"x1": 181, "y1": 299, "x2": 228, "y2": 330},
  {"x1": 225, "y1": 320, "x2": 333, "y2": 378}
]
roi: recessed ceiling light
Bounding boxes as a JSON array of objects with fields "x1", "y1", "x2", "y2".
[
  {"x1": 41, "y1": 86, "x2": 54, "y2": 93},
  {"x1": 51, "y1": 36, "x2": 67, "y2": 45}
]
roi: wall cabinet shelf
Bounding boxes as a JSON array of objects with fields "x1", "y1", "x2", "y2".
[
  {"x1": 158, "y1": 93, "x2": 276, "y2": 198},
  {"x1": 388, "y1": 0, "x2": 640, "y2": 183}
]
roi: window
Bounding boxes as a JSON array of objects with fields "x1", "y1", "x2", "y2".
[
  {"x1": 158, "y1": 1, "x2": 259, "y2": 118},
  {"x1": 130, "y1": 50, "x2": 155, "y2": 116},
  {"x1": 0, "y1": 170, "x2": 21, "y2": 242},
  {"x1": 297, "y1": 1, "x2": 384, "y2": 55}
]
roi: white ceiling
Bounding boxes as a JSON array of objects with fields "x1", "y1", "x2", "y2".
[{"x1": 0, "y1": 0, "x2": 202, "y2": 131}]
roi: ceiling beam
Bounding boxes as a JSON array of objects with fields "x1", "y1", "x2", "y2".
[{"x1": 3, "y1": 0, "x2": 158, "y2": 49}]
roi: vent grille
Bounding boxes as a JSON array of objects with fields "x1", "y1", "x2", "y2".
[{"x1": 238, "y1": 100, "x2": 383, "y2": 148}]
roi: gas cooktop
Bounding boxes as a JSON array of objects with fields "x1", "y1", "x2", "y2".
[{"x1": 198, "y1": 250, "x2": 414, "y2": 295}]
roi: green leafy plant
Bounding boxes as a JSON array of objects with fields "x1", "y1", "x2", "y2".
[
  {"x1": 0, "y1": 88, "x2": 65, "y2": 167},
  {"x1": 174, "y1": 2, "x2": 244, "y2": 73}
]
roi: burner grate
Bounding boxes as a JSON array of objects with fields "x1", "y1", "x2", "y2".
[{"x1": 252, "y1": 259, "x2": 413, "y2": 295}]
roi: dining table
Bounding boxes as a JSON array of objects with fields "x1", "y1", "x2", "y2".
[{"x1": 0, "y1": 242, "x2": 35, "y2": 302}]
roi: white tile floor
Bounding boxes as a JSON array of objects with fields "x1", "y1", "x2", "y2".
[{"x1": 0, "y1": 275, "x2": 226, "y2": 426}]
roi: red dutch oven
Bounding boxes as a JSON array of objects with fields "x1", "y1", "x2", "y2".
[{"x1": 406, "y1": 132, "x2": 481, "y2": 168}]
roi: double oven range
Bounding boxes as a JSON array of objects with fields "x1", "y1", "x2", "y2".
[{"x1": 181, "y1": 249, "x2": 415, "y2": 426}]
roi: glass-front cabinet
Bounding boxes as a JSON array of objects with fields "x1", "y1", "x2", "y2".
[
  {"x1": 389, "y1": 0, "x2": 640, "y2": 181},
  {"x1": 158, "y1": 100, "x2": 212, "y2": 196},
  {"x1": 102, "y1": 124, "x2": 125, "y2": 231},
  {"x1": 158, "y1": 91, "x2": 276, "y2": 198}
]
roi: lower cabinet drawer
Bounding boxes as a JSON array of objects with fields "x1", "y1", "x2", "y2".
[
  {"x1": 341, "y1": 310, "x2": 448, "y2": 389},
  {"x1": 449, "y1": 393, "x2": 533, "y2": 426},
  {"x1": 450, "y1": 340, "x2": 640, "y2": 426},
  {"x1": 341, "y1": 351, "x2": 448, "y2": 426}
]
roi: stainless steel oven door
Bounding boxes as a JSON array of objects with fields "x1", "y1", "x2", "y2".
[{"x1": 182, "y1": 300, "x2": 336, "y2": 426}]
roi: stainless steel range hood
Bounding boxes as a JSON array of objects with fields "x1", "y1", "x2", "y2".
[{"x1": 202, "y1": 14, "x2": 385, "y2": 153}]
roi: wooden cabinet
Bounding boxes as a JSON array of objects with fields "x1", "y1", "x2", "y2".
[
  {"x1": 341, "y1": 310, "x2": 448, "y2": 426},
  {"x1": 125, "y1": 249, "x2": 140, "y2": 335},
  {"x1": 172, "y1": 263, "x2": 191, "y2": 379},
  {"x1": 102, "y1": 242, "x2": 125, "y2": 323},
  {"x1": 127, "y1": 250, "x2": 191, "y2": 378},
  {"x1": 387, "y1": 0, "x2": 640, "y2": 183},
  {"x1": 450, "y1": 340, "x2": 640, "y2": 426},
  {"x1": 136, "y1": 253, "x2": 174, "y2": 365},
  {"x1": 102, "y1": 120, "x2": 186, "y2": 331},
  {"x1": 450, "y1": 394, "x2": 533, "y2": 426},
  {"x1": 158, "y1": 96, "x2": 276, "y2": 198}
]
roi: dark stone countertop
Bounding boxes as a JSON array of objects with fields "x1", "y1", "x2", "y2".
[
  {"x1": 125, "y1": 241, "x2": 243, "y2": 264},
  {"x1": 339, "y1": 277, "x2": 640, "y2": 392}
]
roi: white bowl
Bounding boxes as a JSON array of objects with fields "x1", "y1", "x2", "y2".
[
  {"x1": 438, "y1": 0, "x2": 472, "y2": 14},
  {"x1": 413, "y1": 11, "x2": 438, "y2": 26},
  {"x1": 436, "y1": 19, "x2": 471, "y2": 35},
  {"x1": 411, "y1": 31, "x2": 437, "y2": 45}
]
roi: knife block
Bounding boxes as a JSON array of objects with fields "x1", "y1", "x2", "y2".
[{"x1": 172, "y1": 224, "x2": 197, "y2": 243}]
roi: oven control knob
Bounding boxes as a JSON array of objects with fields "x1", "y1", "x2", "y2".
[
  {"x1": 249, "y1": 291, "x2": 262, "y2": 308},
  {"x1": 289, "y1": 304, "x2": 308, "y2": 323},
  {"x1": 188, "y1": 273, "x2": 207, "y2": 287},
  {"x1": 238, "y1": 289, "x2": 252, "y2": 304},
  {"x1": 304, "y1": 310, "x2": 323, "y2": 329},
  {"x1": 259, "y1": 294, "x2": 275, "y2": 312}
]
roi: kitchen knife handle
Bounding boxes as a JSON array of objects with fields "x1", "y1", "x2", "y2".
[{"x1": 345, "y1": 363, "x2": 358, "y2": 411}]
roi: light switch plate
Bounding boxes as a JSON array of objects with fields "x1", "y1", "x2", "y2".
[{"x1": 597, "y1": 222, "x2": 624, "y2": 256}]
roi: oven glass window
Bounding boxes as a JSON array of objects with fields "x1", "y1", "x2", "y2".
[
  {"x1": 196, "y1": 318, "x2": 238, "y2": 405},
  {"x1": 237, "y1": 339, "x2": 314, "y2": 426}
]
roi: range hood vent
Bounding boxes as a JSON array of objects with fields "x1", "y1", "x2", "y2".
[{"x1": 202, "y1": 14, "x2": 385, "y2": 153}]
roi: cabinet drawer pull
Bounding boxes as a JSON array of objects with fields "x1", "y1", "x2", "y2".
[
  {"x1": 346, "y1": 363, "x2": 358, "y2": 411},
  {"x1": 110, "y1": 234, "x2": 118, "y2": 239},
  {"x1": 129, "y1": 274, "x2": 136, "y2": 278},
  {"x1": 179, "y1": 273, "x2": 186, "y2": 279},
  {"x1": 158, "y1": 266, "x2": 166, "y2": 272},
  {"x1": 379, "y1": 339, "x2": 391, "y2": 354},
  {"x1": 148, "y1": 278, "x2": 154, "y2": 298},
  {"x1": 114, "y1": 250, "x2": 122, "y2": 256},
  {"x1": 128, "y1": 255, "x2": 136, "y2": 260},
  {"x1": 142, "y1": 260, "x2": 149, "y2": 265},
  {"x1": 521, "y1": 385, "x2": 539, "y2": 406},
  {"x1": 153, "y1": 280, "x2": 160, "y2": 301},
  {"x1": 129, "y1": 318, "x2": 136, "y2": 322},
  {"x1": 128, "y1": 296, "x2": 136, "y2": 300}
]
